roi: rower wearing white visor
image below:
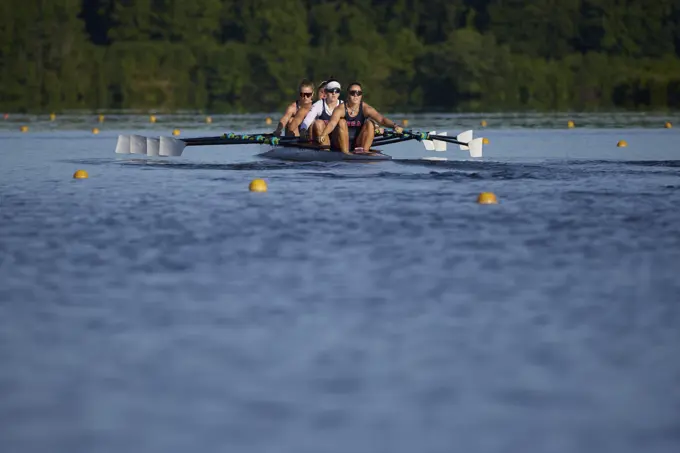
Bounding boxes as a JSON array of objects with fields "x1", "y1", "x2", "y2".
[{"x1": 300, "y1": 79, "x2": 344, "y2": 144}]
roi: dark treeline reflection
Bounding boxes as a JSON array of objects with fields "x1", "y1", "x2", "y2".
[{"x1": 1, "y1": 0, "x2": 679, "y2": 112}]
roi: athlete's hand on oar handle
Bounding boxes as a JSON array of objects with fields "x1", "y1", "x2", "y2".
[
  {"x1": 370, "y1": 119, "x2": 385, "y2": 135},
  {"x1": 385, "y1": 120, "x2": 403, "y2": 134},
  {"x1": 317, "y1": 134, "x2": 328, "y2": 145}
]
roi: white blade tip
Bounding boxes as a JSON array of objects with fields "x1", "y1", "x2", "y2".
[
  {"x1": 159, "y1": 136, "x2": 187, "y2": 157},
  {"x1": 130, "y1": 135, "x2": 147, "y2": 154},
  {"x1": 115, "y1": 135, "x2": 131, "y2": 154},
  {"x1": 468, "y1": 137, "x2": 483, "y2": 158},
  {"x1": 456, "y1": 130, "x2": 473, "y2": 151},
  {"x1": 147, "y1": 137, "x2": 160, "y2": 156},
  {"x1": 434, "y1": 132, "x2": 447, "y2": 152}
]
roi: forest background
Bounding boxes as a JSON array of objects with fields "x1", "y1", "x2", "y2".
[{"x1": 1, "y1": 0, "x2": 679, "y2": 113}]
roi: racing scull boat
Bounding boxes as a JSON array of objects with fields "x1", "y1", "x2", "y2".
[{"x1": 114, "y1": 129, "x2": 483, "y2": 161}]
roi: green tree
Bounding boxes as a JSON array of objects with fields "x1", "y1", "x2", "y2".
[{"x1": 487, "y1": 0, "x2": 580, "y2": 59}]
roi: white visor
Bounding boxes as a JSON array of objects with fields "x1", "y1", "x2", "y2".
[{"x1": 325, "y1": 81, "x2": 341, "y2": 90}]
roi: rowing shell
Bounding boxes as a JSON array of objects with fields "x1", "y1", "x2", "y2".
[
  {"x1": 113, "y1": 129, "x2": 482, "y2": 159},
  {"x1": 258, "y1": 144, "x2": 391, "y2": 162}
]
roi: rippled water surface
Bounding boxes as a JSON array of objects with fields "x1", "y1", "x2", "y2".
[{"x1": 1, "y1": 113, "x2": 680, "y2": 453}]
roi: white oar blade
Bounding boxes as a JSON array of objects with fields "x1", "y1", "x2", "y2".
[
  {"x1": 468, "y1": 137, "x2": 483, "y2": 158},
  {"x1": 422, "y1": 130, "x2": 436, "y2": 151},
  {"x1": 114, "y1": 135, "x2": 131, "y2": 154},
  {"x1": 434, "y1": 132, "x2": 447, "y2": 152},
  {"x1": 130, "y1": 135, "x2": 147, "y2": 154},
  {"x1": 147, "y1": 137, "x2": 160, "y2": 156},
  {"x1": 456, "y1": 130, "x2": 473, "y2": 151},
  {"x1": 160, "y1": 136, "x2": 186, "y2": 157}
]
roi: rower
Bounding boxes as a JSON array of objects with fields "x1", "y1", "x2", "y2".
[
  {"x1": 316, "y1": 80, "x2": 327, "y2": 101},
  {"x1": 286, "y1": 79, "x2": 328, "y2": 137},
  {"x1": 273, "y1": 79, "x2": 315, "y2": 136},
  {"x1": 316, "y1": 82, "x2": 403, "y2": 154},
  {"x1": 299, "y1": 79, "x2": 344, "y2": 144}
]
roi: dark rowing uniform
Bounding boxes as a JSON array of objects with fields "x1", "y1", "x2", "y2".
[
  {"x1": 345, "y1": 101, "x2": 367, "y2": 144},
  {"x1": 301, "y1": 99, "x2": 343, "y2": 132},
  {"x1": 319, "y1": 99, "x2": 338, "y2": 124}
]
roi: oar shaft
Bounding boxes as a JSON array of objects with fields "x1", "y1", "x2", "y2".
[
  {"x1": 181, "y1": 133, "x2": 277, "y2": 145},
  {"x1": 373, "y1": 136, "x2": 416, "y2": 146},
  {"x1": 426, "y1": 135, "x2": 466, "y2": 146},
  {"x1": 183, "y1": 135, "x2": 301, "y2": 147},
  {"x1": 182, "y1": 136, "x2": 228, "y2": 144},
  {"x1": 399, "y1": 130, "x2": 468, "y2": 146}
]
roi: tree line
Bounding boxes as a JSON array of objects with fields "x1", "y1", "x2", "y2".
[{"x1": 1, "y1": 0, "x2": 679, "y2": 112}]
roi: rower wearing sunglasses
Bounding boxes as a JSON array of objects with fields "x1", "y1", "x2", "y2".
[
  {"x1": 299, "y1": 79, "x2": 344, "y2": 144},
  {"x1": 316, "y1": 82, "x2": 404, "y2": 154},
  {"x1": 273, "y1": 79, "x2": 315, "y2": 136},
  {"x1": 286, "y1": 79, "x2": 328, "y2": 136}
]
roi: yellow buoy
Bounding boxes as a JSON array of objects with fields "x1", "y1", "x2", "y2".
[
  {"x1": 206, "y1": 116, "x2": 212, "y2": 124},
  {"x1": 265, "y1": 117, "x2": 272, "y2": 125},
  {"x1": 477, "y1": 192, "x2": 498, "y2": 204},
  {"x1": 567, "y1": 120, "x2": 575, "y2": 128},
  {"x1": 92, "y1": 127, "x2": 100, "y2": 135},
  {"x1": 150, "y1": 115, "x2": 157, "y2": 123},
  {"x1": 49, "y1": 113, "x2": 56, "y2": 121},
  {"x1": 249, "y1": 179, "x2": 267, "y2": 192},
  {"x1": 481, "y1": 120, "x2": 488, "y2": 127},
  {"x1": 20, "y1": 125, "x2": 29, "y2": 133},
  {"x1": 403, "y1": 119, "x2": 409, "y2": 127},
  {"x1": 98, "y1": 114, "x2": 105, "y2": 123},
  {"x1": 482, "y1": 137, "x2": 490, "y2": 145},
  {"x1": 172, "y1": 129, "x2": 180, "y2": 136},
  {"x1": 617, "y1": 140, "x2": 628, "y2": 147},
  {"x1": 73, "y1": 169, "x2": 89, "y2": 179},
  {"x1": 664, "y1": 122, "x2": 672, "y2": 129}
]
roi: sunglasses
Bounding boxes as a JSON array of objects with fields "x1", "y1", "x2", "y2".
[
  {"x1": 299, "y1": 92, "x2": 313, "y2": 98},
  {"x1": 349, "y1": 90, "x2": 363, "y2": 96},
  {"x1": 325, "y1": 88, "x2": 340, "y2": 94}
]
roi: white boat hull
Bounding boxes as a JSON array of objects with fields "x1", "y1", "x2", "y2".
[{"x1": 258, "y1": 146, "x2": 391, "y2": 162}]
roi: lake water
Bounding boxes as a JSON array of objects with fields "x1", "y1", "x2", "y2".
[{"x1": 1, "y1": 112, "x2": 680, "y2": 453}]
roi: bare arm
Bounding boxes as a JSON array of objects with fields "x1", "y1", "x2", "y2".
[
  {"x1": 363, "y1": 103, "x2": 403, "y2": 132},
  {"x1": 318, "y1": 105, "x2": 346, "y2": 142},
  {"x1": 287, "y1": 105, "x2": 310, "y2": 137},
  {"x1": 274, "y1": 102, "x2": 297, "y2": 135}
]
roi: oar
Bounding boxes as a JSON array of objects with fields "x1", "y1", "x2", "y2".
[
  {"x1": 371, "y1": 128, "x2": 481, "y2": 157},
  {"x1": 400, "y1": 129, "x2": 483, "y2": 157}
]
